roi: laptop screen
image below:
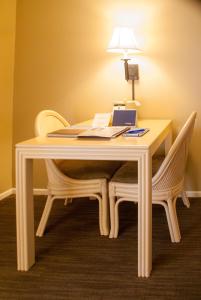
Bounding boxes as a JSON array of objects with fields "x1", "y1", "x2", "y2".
[{"x1": 112, "y1": 109, "x2": 137, "y2": 126}]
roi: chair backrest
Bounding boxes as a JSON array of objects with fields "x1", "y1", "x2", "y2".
[
  {"x1": 35, "y1": 110, "x2": 70, "y2": 137},
  {"x1": 34, "y1": 110, "x2": 71, "y2": 185},
  {"x1": 152, "y1": 112, "x2": 197, "y2": 192}
]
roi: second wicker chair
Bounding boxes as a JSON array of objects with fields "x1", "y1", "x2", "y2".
[{"x1": 109, "y1": 112, "x2": 196, "y2": 242}]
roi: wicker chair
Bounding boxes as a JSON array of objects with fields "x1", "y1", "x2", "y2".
[
  {"x1": 109, "y1": 112, "x2": 196, "y2": 242},
  {"x1": 35, "y1": 110, "x2": 122, "y2": 237}
]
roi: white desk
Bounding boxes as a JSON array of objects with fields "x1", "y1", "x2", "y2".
[{"x1": 15, "y1": 119, "x2": 172, "y2": 277}]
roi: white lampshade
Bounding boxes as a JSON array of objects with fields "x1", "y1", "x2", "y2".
[{"x1": 107, "y1": 26, "x2": 141, "y2": 56}]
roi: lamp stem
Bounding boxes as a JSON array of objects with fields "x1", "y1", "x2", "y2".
[
  {"x1": 122, "y1": 58, "x2": 130, "y2": 81},
  {"x1": 132, "y1": 79, "x2": 135, "y2": 100}
]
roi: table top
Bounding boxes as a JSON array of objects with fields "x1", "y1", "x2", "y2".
[{"x1": 16, "y1": 119, "x2": 172, "y2": 155}]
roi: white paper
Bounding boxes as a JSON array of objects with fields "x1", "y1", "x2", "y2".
[{"x1": 92, "y1": 113, "x2": 111, "y2": 128}]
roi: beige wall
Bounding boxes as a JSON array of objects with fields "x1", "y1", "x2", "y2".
[
  {"x1": 0, "y1": 0, "x2": 16, "y2": 193},
  {"x1": 13, "y1": 0, "x2": 201, "y2": 190}
]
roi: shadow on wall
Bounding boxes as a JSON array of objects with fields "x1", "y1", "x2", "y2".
[{"x1": 186, "y1": 0, "x2": 201, "y2": 7}]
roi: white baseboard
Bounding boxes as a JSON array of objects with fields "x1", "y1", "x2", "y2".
[
  {"x1": 12, "y1": 188, "x2": 48, "y2": 196},
  {"x1": 0, "y1": 188, "x2": 15, "y2": 201},
  {"x1": 33, "y1": 188, "x2": 48, "y2": 195},
  {"x1": 0, "y1": 188, "x2": 201, "y2": 201},
  {"x1": 0, "y1": 188, "x2": 48, "y2": 200},
  {"x1": 186, "y1": 191, "x2": 201, "y2": 198}
]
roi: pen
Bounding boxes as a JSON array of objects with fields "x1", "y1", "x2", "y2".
[{"x1": 127, "y1": 129, "x2": 145, "y2": 133}]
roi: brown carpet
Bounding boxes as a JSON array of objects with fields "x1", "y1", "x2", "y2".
[{"x1": 0, "y1": 195, "x2": 201, "y2": 299}]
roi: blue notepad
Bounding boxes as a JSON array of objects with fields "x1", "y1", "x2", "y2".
[
  {"x1": 123, "y1": 128, "x2": 149, "y2": 137},
  {"x1": 112, "y1": 109, "x2": 137, "y2": 126}
]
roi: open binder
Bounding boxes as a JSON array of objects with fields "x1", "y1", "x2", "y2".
[
  {"x1": 48, "y1": 126, "x2": 129, "y2": 139},
  {"x1": 78, "y1": 126, "x2": 129, "y2": 138},
  {"x1": 47, "y1": 128, "x2": 85, "y2": 138}
]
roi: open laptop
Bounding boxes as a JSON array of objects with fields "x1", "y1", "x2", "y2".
[{"x1": 112, "y1": 109, "x2": 137, "y2": 127}]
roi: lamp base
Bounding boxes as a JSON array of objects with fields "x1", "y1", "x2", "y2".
[
  {"x1": 126, "y1": 100, "x2": 141, "y2": 109},
  {"x1": 121, "y1": 59, "x2": 139, "y2": 81},
  {"x1": 128, "y1": 64, "x2": 139, "y2": 80}
]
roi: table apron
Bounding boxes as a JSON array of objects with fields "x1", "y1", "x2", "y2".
[{"x1": 16, "y1": 147, "x2": 150, "y2": 161}]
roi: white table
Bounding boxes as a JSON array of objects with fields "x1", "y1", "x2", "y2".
[{"x1": 15, "y1": 119, "x2": 172, "y2": 277}]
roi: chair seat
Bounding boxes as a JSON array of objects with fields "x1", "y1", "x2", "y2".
[
  {"x1": 111, "y1": 155, "x2": 164, "y2": 184},
  {"x1": 56, "y1": 160, "x2": 123, "y2": 180}
]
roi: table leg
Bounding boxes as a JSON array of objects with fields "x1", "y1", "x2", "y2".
[
  {"x1": 16, "y1": 150, "x2": 35, "y2": 271},
  {"x1": 138, "y1": 151, "x2": 152, "y2": 277}
]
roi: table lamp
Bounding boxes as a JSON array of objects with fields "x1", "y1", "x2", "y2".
[{"x1": 107, "y1": 26, "x2": 141, "y2": 102}]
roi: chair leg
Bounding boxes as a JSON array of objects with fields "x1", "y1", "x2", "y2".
[
  {"x1": 36, "y1": 195, "x2": 54, "y2": 237},
  {"x1": 181, "y1": 191, "x2": 190, "y2": 208},
  {"x1": 153, "y1": 200, "x2": 175, "y2": 243},
  {"x1": 111, "y1": 197, "x2": 135, "y2": 238},
  {"x1": 114, "y1": 199, "x2": 121, "y2": 238},
  {"x1": 64, "y1": 197, "x2": 68, "y2": 206},
  {"x1": 167, "y1": 198, "x2": 181, "y2": 242},
  {"x1": 101, "y1": 183, "x2": 109, "y2": 236},
  {"x1": 109, "y1": 195, "x2": 116, "y2": 238},
  {"x1": 64, "y1": 197, "x2": 73, "y2": 206},
  {"x1": 94, "y1": 194, "x2": 104, "y2": 236}
]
